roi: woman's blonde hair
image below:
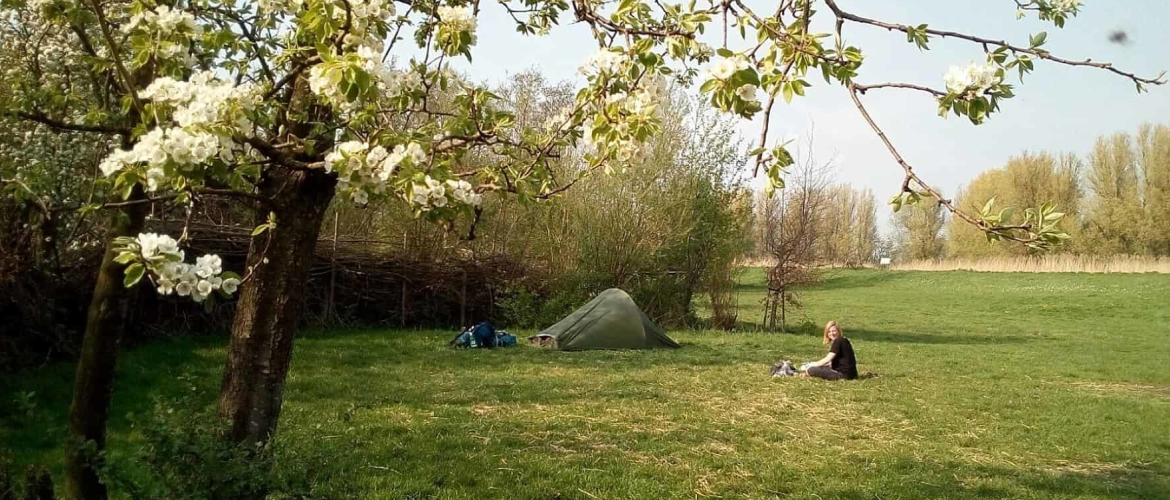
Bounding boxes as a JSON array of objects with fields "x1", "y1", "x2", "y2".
[{"x1": 823, "y1": 320, "x2": 841, "y2": 345}]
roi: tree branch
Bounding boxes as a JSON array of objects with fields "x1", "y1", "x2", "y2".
[
  {"x1": 574, "y1": 2, "x2": 697, "y2": 39},
  {"x1": 844, "y1": 83, "x2": 1038, "y2": 245},
  {"x1": 263, "y1": 56, "x2": 321, "y2": 101},
  {"x1": 243, "y1": 136, "x2": 322, "y2": 170},
  {"x1": 823, "y1": 0, "x2": 1166, "y2": 87},
  {"x1": 752, "y1": 94, "x2": 777, "y2": 177},
  {"x1": 536, "y1": 163, "x2": 606, "y2": 199},
  {"x1": 83, "y1": 0, "x2": 147, "y2": 116},
  {"x1": 101, "y1": 187, "x2": 271, "y2": 209},
  {"x1": 12, "y1": 111, "x2": 130, "y2": 136},
  {"x1": 852, "y1": 82, "x2": 946, "y2": 97}
]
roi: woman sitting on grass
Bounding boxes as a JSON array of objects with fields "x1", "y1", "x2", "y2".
[{"x1": 803, "y1": 320, "x2": 858, "y2": 381}]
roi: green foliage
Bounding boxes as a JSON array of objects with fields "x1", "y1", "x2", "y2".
[
  {"x1": 950, "y1": 151, "x2": 1083, "y2": 257},
  {"x1": 1080, "y1": 129, "x2": 1168, "y2": 255},
  {"x1": 816, "y1": 185, "x2": 879, "y2": 266},
  {"x1": 893, "y1": 202, "x2": 947, "y2": 261},
  {"x1": 3, "y1": 270, "x2": 1170, "y2": 499},
  {"x1": 100, "y1": 398, "x2": 355, "y2": 500},
  {"x1": 950, "y1": 123, "x2": 1170, "y2": 258},
  {"x1": 496, "y1": 278, "x2": 596, "y2": 329},
  {"x1": 905, "y1": 23, "x2": 930, "y2": 50}
]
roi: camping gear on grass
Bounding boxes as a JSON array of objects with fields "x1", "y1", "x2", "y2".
[
  {"x1": 450, "y1": 321, "x2": 517, "y2": 349},
  {"x1": 771, "y1": 360, "x2": 798, "y2": 377},
  {"x1": 528, "y1": 288, "x2": 680, "y2": 351},
  {"x1": 495, "y1": 330, "x2": 518, "y2": 347}
]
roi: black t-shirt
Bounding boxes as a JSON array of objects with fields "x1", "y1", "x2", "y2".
[{"x1": 829, "y1": 337, "x2": 858, "y2": 380}]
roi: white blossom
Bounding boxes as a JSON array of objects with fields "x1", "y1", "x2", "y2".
[
  {"x1": 137, "y1": 233, "x2": 181, "y2": 261},
  {"x1": 735, "y1": 84, "x2": 759, "y2": 103},
  {"x1": 406, "y1": 175, "x2": 480, "y2": 210},
  {"x1": 944, "y1": 61, "x2": 1002, "y2": 97},
  {"x1": 707, "y1": 55, "x2": 749, "y2": 81},
  {"x1": 579, "y1": 49, "x2": 626, "y2": 77},
  {"x1": 194, "y1": 254, "x2": 223, "y2": 278},
  {"x1": 437, "y1": 5, "x2": 477, "y2": 44},
  {"x1": 351, "y1": 189, "x2": 369, "y2": 205},
  {"x1": 445, "y1": 179, "x2": 482, "y2": 206},
  {"x1": 123, "y1": 5, "x2": 201, "y2": 36},
  {"x1": 116, "y1": 234, "x2": 239, "y2": 304},
  {"x1": 98, "y1": 73, "x2": 257, "y2": 184}
]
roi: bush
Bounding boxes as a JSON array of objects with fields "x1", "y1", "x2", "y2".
[
  {"x1": 0, "y1": 455, "x2": 54, "y2": 500},
  {"x1": 103, "y1": 398, "x2": 355, "y2": 500},
  {"x1": 496, "y1": 272, "x2": 598, "y2": 329}
]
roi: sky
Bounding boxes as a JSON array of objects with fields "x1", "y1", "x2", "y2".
[{"x1": 402, "y1": 0, "x2": 1170, "y2": 218}]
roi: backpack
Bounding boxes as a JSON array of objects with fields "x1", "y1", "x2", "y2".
[
  {"x1": 770, "y1": 360, "x2": 799, "y2": 377},
  {"x1": 450, "y1": 321, "x2": 497, "y2": 349},
  {"x1": 495, "y1": 330, "x2": 517, "y2": 347}
]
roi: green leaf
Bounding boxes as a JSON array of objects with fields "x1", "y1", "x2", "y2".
[
  {"x1": 1029, "y1": 31, "x2": 1047, "y2": 48},
  {"x1": 998, "y1": 207, "x2": 1015, "y2": 223},
  {"x1": 981, "y1": 197, "x2": 997, "y2": 216},
  {"x1": 889, "y1": 193, "x2": 904, "y2": 213},
  {"x1": 771, "y1": 145, "x2": 793, "y2": 167},
  {"x1": 123, "y1": 263, "x2": 145, "y2": 288},
  {"x1": 699, "y1": 79, "x2": 718, "y2": 94},
  {"x1": 782, "y1": 83, "x2": 794, "y2": 103},
  {"x1": 741, "y1": 69, "x2": 761, "y2": 86},
  {"x1": 791, "y1": 80, "x2": 807, "y2": 96},
  {"x1": 716, "y1": 48, "x2": 734, "y2": 58},
  {"x1": 251, "y1": 224, "x2": 269, "y2": 236},
  {"x1": 113, "y1": 252, "x2": 138, "y2": 265}
]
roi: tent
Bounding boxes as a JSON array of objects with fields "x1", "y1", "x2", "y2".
[{"x1": 529, "y1": 288, "x2": 680, "y2": 350}]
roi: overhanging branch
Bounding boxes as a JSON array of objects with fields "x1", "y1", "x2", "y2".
[
  {"x1": 823, "y1": 0, "x2": 1166, "y2": 87},
  {"x1": 12, "y1": 111, "x2": 130, "y2": 136},
  {"x1": 845, "y1": 83, "x2": 1038, "y2": 245}
]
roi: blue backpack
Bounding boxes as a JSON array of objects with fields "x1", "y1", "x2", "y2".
[{"x1": 450, "y1": 321, "x2": 498, "y2": 349}]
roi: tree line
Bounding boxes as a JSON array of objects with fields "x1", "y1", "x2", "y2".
[{"x1": 896, "y1": 122, "x2": 1170, "y2": 260}]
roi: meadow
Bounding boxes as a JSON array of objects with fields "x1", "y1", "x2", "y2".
[{"x1": 2, "y1": 269, "x2": 1169, "y2": 499}]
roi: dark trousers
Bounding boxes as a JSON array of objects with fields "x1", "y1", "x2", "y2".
[{"x1": 807, "y1": 366, "x2": 846, "y2": 380}]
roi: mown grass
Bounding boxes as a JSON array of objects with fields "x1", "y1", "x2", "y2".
[{"x1": 3, "y1": 269, "x2": 1169, "y2": 499}]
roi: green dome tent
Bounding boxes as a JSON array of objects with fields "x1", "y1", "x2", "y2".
[{"x1": 529, "y1": 288, "x2": 680, "y2": 350}]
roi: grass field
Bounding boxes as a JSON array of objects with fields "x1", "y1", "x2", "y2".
[{"x1": 3, "y1": 269, "x2": 1169, "y2": 499}]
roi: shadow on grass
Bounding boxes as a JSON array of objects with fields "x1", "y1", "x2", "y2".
[
  {"x1": 0, "y1": 335, "x2": 222, "y2": 470},
  {"x1": 827, "y1": 456, "x2": 1168, "y2": 500},
  {"x1": 727, "y1": 321, "x2": 822, "y2": 336},
  {"x1": 807, "y1": 269, "x2": 901, "y2": 291},
  {"x1": 294, "y1": 333, "x2": 778, "y2": 373},
  {"x1": 848, "y1": 329, "x2": 1031, "y2": 345},
  {"x1": 732, "y1": 269, "x2": 900, "y2": 295}
]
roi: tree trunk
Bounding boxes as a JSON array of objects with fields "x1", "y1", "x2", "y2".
[
  {"x1": 217, "y1": 168, "x2": 336, "y2": 446},
  {"x1": 64, "y1": 192, "x2": 147, "y2": 500},
  {"x1": 326, "y1": 213, "x2": 338, "y2": 324},
  {"x1": 780, "y1": 288, "x2": 787, "y2": 333}
]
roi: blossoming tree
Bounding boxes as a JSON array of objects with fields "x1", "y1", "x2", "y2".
[{"x1": 1, "y1": 0, "x2": 1163, "y2": 498}]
